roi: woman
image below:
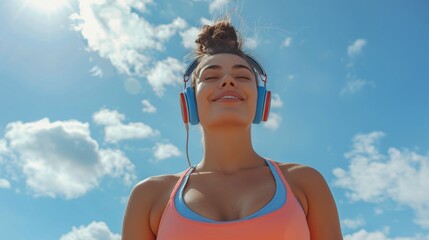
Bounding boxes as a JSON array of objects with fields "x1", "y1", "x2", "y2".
[{"x1": 122, "y1": 19, "x2": 342, "y2": 239}]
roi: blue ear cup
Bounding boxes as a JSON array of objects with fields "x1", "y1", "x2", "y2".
[
  {"x1": 253, "y1": 86, "x2": 271, "y2": 124},
  {"x1": 253, "y1": 86, "x2": 267, "y2": 124},
  {"x1": 184, "y1": 87, "x2": 199, "y2": 125}
]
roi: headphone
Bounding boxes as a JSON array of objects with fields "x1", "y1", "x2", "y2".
[{"x1": 179, "y1": 54, "x2": 271, "y2": 125}]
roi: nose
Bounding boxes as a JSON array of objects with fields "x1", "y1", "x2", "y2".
[{"x1": 219, "y1": 73, "x2": 236, "y2": 88}]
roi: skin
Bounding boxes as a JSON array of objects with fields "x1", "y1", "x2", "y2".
[{"x1": 122, "y1": 53, "x2": 343, "y2": 240}]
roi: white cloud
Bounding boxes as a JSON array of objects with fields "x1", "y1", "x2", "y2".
[
  {"x1": 99, "y1": 149, "x2": 135, "y2": 186},
  {"x1": 60, "y1": 221, "x2": 120, "y2": 240},
  {"x1": 342, "y1": 217, "x2": 365, "y2": 230},
  {"x1": 0, "y1": 178, "x2": 11, "y2": 189},
  {"x1": 340, "y1": 78, "x2": 374, "y2": 95},
  {"x1": 374, "y1": 207, "x2": 384, "y2": 215},
  {"x1": 263, "y1": 112, "x2": 282, "y2": 131},
  {"x1": 344, "y1": 228, "x2": 429, "y2": 240},
  {"x1": 70, "y1": 0, "x2": 187, "y2": 95},
  {"x1": 209, "y1": 0, "x2": 230, "y2": 14},
  {"x1": 343, "y1": 39, "x2": 370, "y2": 94},
  {"x1": 180, "y1": 18, "x2": 212, "y2": 49},
  {"x1": 180, "y1": 26, "x2": 200, "y2": 49},
  {"x1": 0, "y1": 139, "x2": 8, "y2": 152},
  {"x1": 93, "y1": 108, "x2": 159, "y2": 144},
  {"x1": 124, "y1": 78, "x2": 142, "y2": 95},
  {"x1": 89, "y1": 65, "x2": 103, "y2": 78},
  {"x1": 348, "y1": 38, "x2": 367, "y2": 57},
  {"x1": 153, "y1": 143, "x2": 181, "y2": 160},
  {"x1": 344, "y1": 228, "x2": 390, "y2": 240},
  {"x1": 104, "y1": 122, "x2": 158, "y2": 144},
  {"x1": 271, "y1": 94, "x2": 283, "y2": 108},
  {"x1": 93, "y1": 108, "x2": 124, "y2": 126},
  {"x1": 200, "y1": 17, "x2": 212, "y2": 26},
  {"x1": 3, "y1": 118, "x2": 136, "y2": 199},
  {"x1": 0, "y1": 139, "x2": 8, "y2": 164},
  {"x1": 142, "y1": 99, "x2": 156, "y2": 113},
  {"x1": 244, "y1": 37, "x2": 258, "y2": 50},
  {"x1": 156, "y1": 17, "x2": 188, "y2": 40},
  {"x1": 282, "y1": 37, "x2": 292, "y2": 47},
  {"x1": 147, "y1": 57, "x2": 186, "y2": 96},
  {"x1": 333, "y1": 131, "x2": 429, "y2": 228}
]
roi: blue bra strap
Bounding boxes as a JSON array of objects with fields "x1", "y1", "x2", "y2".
[{"x1": 174, "y1": 160, "x2": 287, "y2": 223}]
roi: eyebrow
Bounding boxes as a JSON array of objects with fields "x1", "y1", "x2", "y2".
[{"x1": 197, "y1": 64, "x2": 253, "y2": 76}]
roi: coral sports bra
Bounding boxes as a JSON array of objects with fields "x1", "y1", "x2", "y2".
[{"x1": 156, "y1": 160, "x2": 310, "y2": 239}]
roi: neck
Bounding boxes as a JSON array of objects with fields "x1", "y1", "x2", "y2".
[{"x1": 197, "y1": 125, "x2": 265, "y2": 173}]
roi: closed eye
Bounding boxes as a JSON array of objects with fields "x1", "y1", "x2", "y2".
[
  {"x1": 233, "y1": 69, "x2": 253, "y2": 81},
  {"x1": 234, "y1": 73, "x2": 253, "y2": 81},
  {"x1": 204, "y1": 76, "x2": 220, "y2": 81}
]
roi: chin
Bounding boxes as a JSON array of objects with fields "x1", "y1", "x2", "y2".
[{"x1": 201, "y1": 115, "x2": 252, "y2": 129}]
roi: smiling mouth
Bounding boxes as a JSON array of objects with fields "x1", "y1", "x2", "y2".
[
  {"x1": 213, "y1": 95, "x2": 243, "y2": 102},
  {"x1": 212, "y1": 90, "x2": 244, "y2": 102}
]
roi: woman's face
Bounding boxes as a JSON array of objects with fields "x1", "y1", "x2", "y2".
[{"x1": 194, "y1": 53, "x2": 258, "y2": 128}]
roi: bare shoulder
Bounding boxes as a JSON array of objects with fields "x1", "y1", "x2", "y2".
[
  {"x1": 277, "y1": 162, "x2": 327, "y2": 188},
  {"x1": 276, "y1": 162, "x2": 335, "y2": 207},
  {"x1": 275, "y1": 162, "x2": 327, "y2": 214},
  {"x1": 128, "y1": 173, "x2": 182, "y2": 221},
  {"x1": 131, "y1": 173, "x2": 181, "y2": 200},
  {"x1": 276, "y1": 162, "x2": 342, "y2": 239},
  {"x1": 122, "y1": 172, "x2": 182, "y2": 240}
]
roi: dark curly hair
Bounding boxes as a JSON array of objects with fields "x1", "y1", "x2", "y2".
[
  {"x1": 194, "y1": 19, "x2": 245, "y2": 57},
  {"x1": 190, "y1": 19, "x2": 258, "y2": 86}
]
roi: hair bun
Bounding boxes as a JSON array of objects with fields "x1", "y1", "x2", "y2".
[{"x1": 195, "y1": 20, "x2": 243, "y2": 56}]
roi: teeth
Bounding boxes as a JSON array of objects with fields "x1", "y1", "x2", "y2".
[{"x1": 221, "y1": 96, "x2": 238, "y2": 99}]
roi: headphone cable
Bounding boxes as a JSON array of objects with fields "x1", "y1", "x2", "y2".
[{"x1": 185, "y1": 123, "x2": 192, "y2": 168}]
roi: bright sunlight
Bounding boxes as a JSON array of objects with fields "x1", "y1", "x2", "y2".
[{"x1": 23, "y1": 0, "x2": 70, "y2": 14}]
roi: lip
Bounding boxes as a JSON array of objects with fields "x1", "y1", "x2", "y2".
[{"x1": 212, "y1": 91, "x2": 244, "y2": 102}]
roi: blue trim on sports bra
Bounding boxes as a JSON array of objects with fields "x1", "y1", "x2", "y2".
[{"x1": 174, "y1": 159, "x2": 287, "y2": 223}]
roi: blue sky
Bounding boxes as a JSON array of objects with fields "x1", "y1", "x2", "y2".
[{"x1": 1, "y1": 0, "x2": 428, "y2": 239}]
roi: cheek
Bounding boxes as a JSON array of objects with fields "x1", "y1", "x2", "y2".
[
  {"x1": 195, "y1": 84, "x2": 207, "y2": 102},
  {"x1": 247, "y1": 85, "x2": 259, "y2": 115},
  {"x1": 247, "y1": 84, "x2": 258, "y2": 102},
  {"x1": 194, "y1": 84, "x2": 211, "y2": 113}
]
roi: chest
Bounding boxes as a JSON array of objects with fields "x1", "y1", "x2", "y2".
[{"x1": 182, "y1": 169, "x2": 277, "y2": 221}]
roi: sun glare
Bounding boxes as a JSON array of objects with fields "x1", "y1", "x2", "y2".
[{"x1": 25, "y1": 0, "x2": 69, "y2": 14}]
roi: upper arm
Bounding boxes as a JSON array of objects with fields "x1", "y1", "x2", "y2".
[
  {"x1": 302, "y1": 167, "x2": 342, "y2": 240},
  {"x1": 122, "y1": 180, "x2": 156, "y2": 240}
]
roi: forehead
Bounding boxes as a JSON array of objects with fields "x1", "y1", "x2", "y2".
[{"x1": 196, "y1": 53, "x2": 251, "y2": 74}]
